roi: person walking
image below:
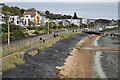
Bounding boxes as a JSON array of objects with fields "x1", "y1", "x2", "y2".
[{"x1": 43, "y1": 39, "x2": 45, "y2": 43}]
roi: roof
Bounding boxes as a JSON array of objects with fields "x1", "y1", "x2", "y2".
[
  {"x1": 23, "y1": 12, "x2": 36, "y2": 17},
  {"x1": 17, "y1": 15, "x2": 23, "y2": 18}
]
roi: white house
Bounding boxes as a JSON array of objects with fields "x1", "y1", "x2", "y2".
[
  {"x1": 82, "y1": 18, "x2": 88, "y2": 24},
  {"x1": 9, "y1": 16, "x2": 20, "y2": 25},
  {"x1": 62, "y1": 19, "x2": 70, "y2": 26},
  {"x1": 40, "y1": 15, "x2": 46, "y2": 26},
  {"x1": 23, "y1": 15, "x2": 33, "y2": 26},
  {"x1": 71, "y1": 19, "x2": 81, "y2": 26},
  {"x1": 0, "y1": 13, "x2": 5, "y2": 24},
  {"x1": 88, "y1": 19, "x2": 95, "y2": 23},
  {"x1": 110, "y1": 19, "x2": 117, "y2": 26}
]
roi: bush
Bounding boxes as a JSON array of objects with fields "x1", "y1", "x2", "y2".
[
  {"x1": 11, "y1": 30, "x2": 26, "y2": 40},
  {"x1": 2, "y1": 24, "x2": 21, "y2": 33},
  {"x1": 33, "y1": 31, "x2": 39, "y2": 34},
  {"x1": 27, "y1": 26, "x2": 43, "y2": 31},
  {"x1": 1, "y1": 33, "x2": 8, "y2": 42},
  {"x1": 70, "y1": 24, "x2": 78, "y2": 29}
]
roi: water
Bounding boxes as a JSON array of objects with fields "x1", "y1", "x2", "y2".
[
  {"x1": 97, "y1": 35, "x2": 120, "y2": 47},
  {"x1": 4, "y1": 2, "x2": 118, "y2": 19},
  {"x1": 94, "y1": 51, "x2": 107, "y2": 78},
  {"x1": 96, "y1": 35, "x2": 119, "y2": 78}
]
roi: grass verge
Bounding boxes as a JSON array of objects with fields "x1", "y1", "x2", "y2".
[
  {"x1": 37, "y1": 32, "x2": 81, "y2": 53},
  {"x1": 1, "y1": 54, "x2": 25, "y2": 71},
  {"x1": 2, "y1": 31, "x2": 80, "y2": 71}
]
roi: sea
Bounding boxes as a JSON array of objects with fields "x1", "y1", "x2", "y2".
[
  {"x1": 95, "y1": 33, "x2": 119, "y2": 78},
  {"x1": 4, "y1": 2, "x2": 118, "y2": 20}
]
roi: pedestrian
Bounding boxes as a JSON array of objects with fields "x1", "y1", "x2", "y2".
[
  {"x1": 43, "y1": 39, "x2": 45, "y2": 43},
  {"x1": 57, "y1": 34, "x2": 59, "y2": 36},
  {"x1": 56, "y1": 34, "x2": 59, "y2": 37},
  {"x1": 40, "y1": 37, "x2": 42, "y2": 40},
  {"x1": 53, "y1": 34, "x2": 56, "y2": 37}
]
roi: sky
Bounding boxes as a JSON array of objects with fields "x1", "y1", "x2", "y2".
[
  {"x1": 1, "y1": 0, "x2": 120, "y2": 2},
  {"x1": 1, "y1": 0, "x2": 118, "y2": 19}
]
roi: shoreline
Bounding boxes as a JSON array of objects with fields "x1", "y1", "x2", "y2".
[
  {"x1": 55, "y1": 34, "x2": 119, "y2": 78},
  {"x1": 55, "y1": 35, "x2": 98, "y2": 78},
  {"x1": 93, "y1": 36, "x2": 107, "y2": 78}
]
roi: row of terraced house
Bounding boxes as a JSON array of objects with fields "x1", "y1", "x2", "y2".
[
  {"x1": 0, "y1": 11, "x2": 44, "y2": 26},
  {"x1": 0, "y1": 11, "x2": 97, "y2": 27}
]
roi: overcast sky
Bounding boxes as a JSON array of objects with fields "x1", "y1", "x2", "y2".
[{"x1": 2, "y1": 0, "x2": 119, "y2": 2}]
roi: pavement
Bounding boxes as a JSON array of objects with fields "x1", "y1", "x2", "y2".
[{"x1": 1, "y1": 30, "x2": 76, "y2": 63}]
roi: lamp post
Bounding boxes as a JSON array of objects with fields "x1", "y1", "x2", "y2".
[
  {"x1": 47, "y1": 19, "x2": 50, "y2": 34},
  {"x1": 48, "y1": 21, "x2": 49, "y2": 34},
  {"x1": 8, "y1": 20, "x2": 10, "y2": 45},
  {"x1": 4, "y1": 16, "x2": 11, "y2": 45},
  {"x1": 52, "y1": 22, "x2": 53, "y2": 33},
  {"x1": 56, "y1": 20, "x2": 58, "y2": 31}
]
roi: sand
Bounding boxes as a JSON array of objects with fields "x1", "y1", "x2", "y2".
[
  {"x1": 56, "y1": 35, "x2": 97, "y2": 78},
  {"x1": 56, "y1": 35, "x2": 119, "y2": 78}
]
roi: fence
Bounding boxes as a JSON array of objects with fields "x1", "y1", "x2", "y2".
[{"x1": 1, "y1": 30, "x2": 72, "y2": 57}]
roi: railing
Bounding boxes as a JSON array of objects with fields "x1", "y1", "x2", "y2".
[{"x1": 1, "y1": 30, "x2": 73, "y2": 57}]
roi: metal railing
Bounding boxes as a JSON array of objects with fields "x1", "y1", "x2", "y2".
[{"x1": 1, "y1": 30, "x2": 73, "y2": 57}]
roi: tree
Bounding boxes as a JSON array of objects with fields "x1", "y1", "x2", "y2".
[
  {"x1": 2, "y1": 5, "x2": 22, "y2": 15},
  {"x1": 20, "y1": 9, "x2": 26, "y2": 14},
  {"x1": 73, "y1": 12, "x2": 78, "y2": 19},
  {"x1": 11, "y1": 6, "x2": 20, "y2": 15},
  {"x1": 2, "y1": 5, "x2": 12, "y2": 15},
  {"x1": 45, "y1": 10, "x2": 50, "y2": 15},
  {"x1": 61, "y1": 15, "x2": 72, "y2": 19},
  {"x1": 27, "y1": 8, "x2": 36, "y2": 12},
  {"x1": 95, "y1": 19, "x2": 111, "y2": 28}
]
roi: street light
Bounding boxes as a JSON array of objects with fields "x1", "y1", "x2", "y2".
[
  {"x1": 8, "y1": 19, "x2": 10, "y2": 45},
  {"x1": 4, "y1": 16, "x2": 11, "y2": 45},
  {"x1": 52, "y1": 22, "x2": 54, "y2": 33},
  {"x1": 47, "y1": 19, "x2": 50, "y2": 34},
  {"x1": 56, "y1": 19, "x2": 58, "y2": 31}
]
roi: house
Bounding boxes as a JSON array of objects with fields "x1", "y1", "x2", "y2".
[
  {"x1": 110, "y1": 19, "x2": 117, "y2": 26},
  {"x1": 40, "y1": 15, "x2": 46, "y2": 26},
  {"x1": 9, "y1": 16, "x2": 20, "y2": 25},
  {"x1": 23, "y1": 15, "x2": 32, "y2": 26},
  {"x1": 23, "y1": 12, "x2": 41, "y2": 26},
  {"x1": 82, "y1": 18, "x2": 88, "y2": 24},
  {"x1": 71, "y1": 19, "x2": 81, "y2": 26},
  {"x1": 62, "y1": 19, "x2": 70, "y2": 26},
  {"x1": 88, "y1": 19, "x2": 95, "y2": 23},
  {"x1": 17, "y1": 15, "x2": 24, "y2": 26},
  {"x1": 0, "y1": 13, "x2": 5, "y2": 24}
]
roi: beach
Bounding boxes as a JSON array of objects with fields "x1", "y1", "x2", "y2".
[
  {"x1": 55, "y1": 35, "x2": 97, "y2": 78},
  {"x1": 2, "y1": 33, "x2": 118, "y2": 78},
  {"x1": 56, "y1": 34, "x2": 118, "y2": 78}
]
